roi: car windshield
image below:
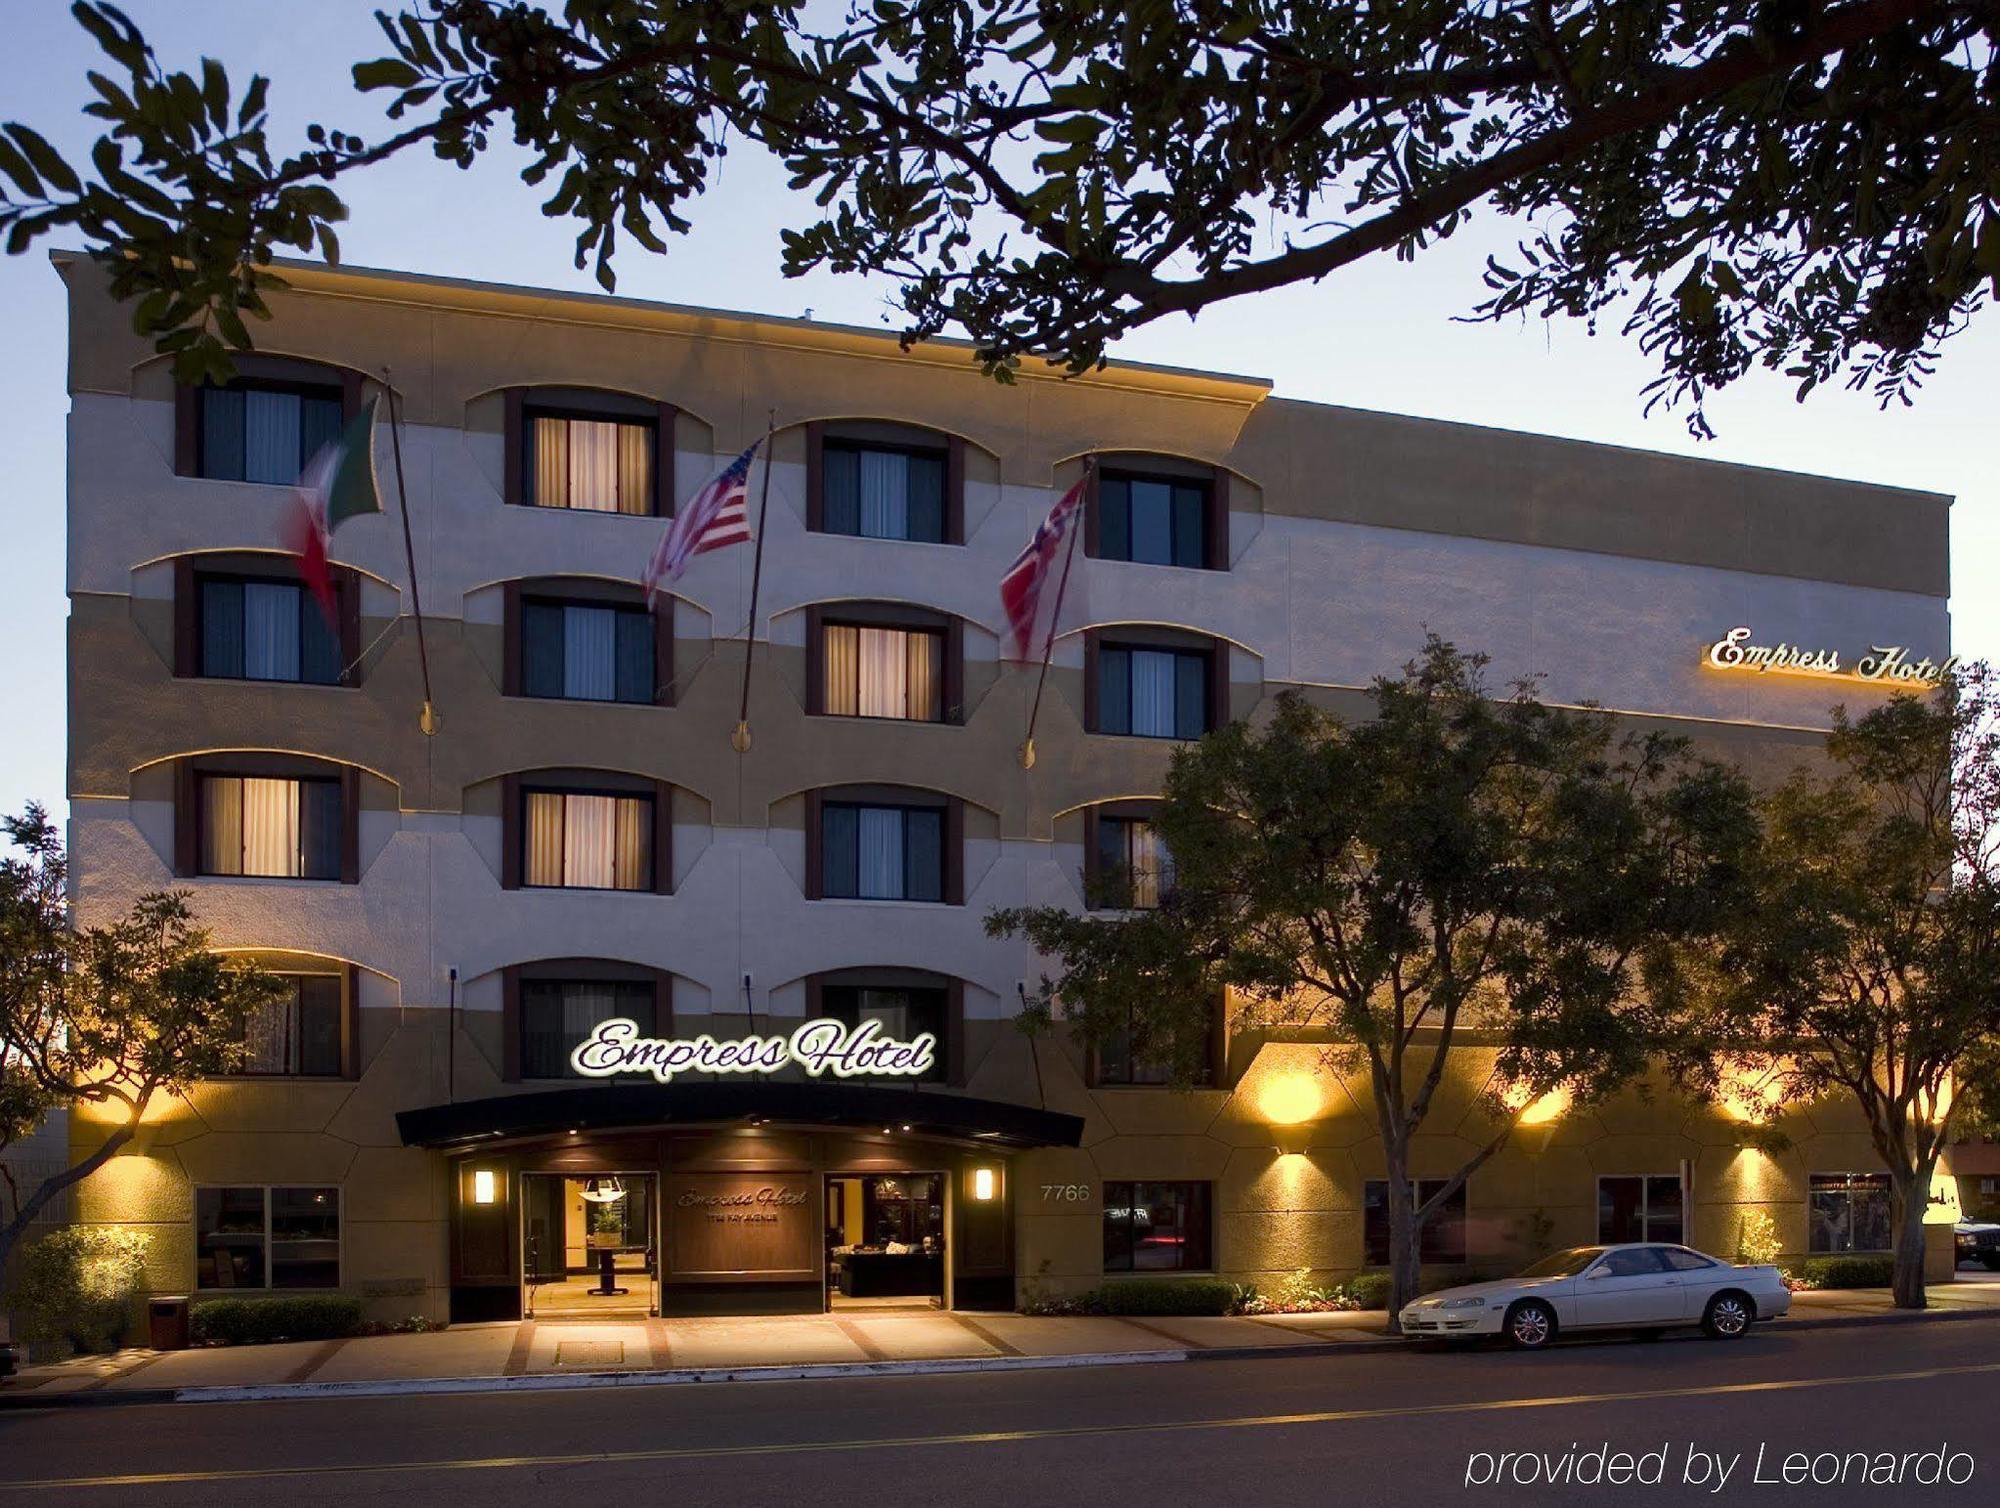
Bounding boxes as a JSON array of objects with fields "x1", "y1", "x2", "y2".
[{"x1": 1517, "y1": 1247, "x2": 1604, "y2": 1279}]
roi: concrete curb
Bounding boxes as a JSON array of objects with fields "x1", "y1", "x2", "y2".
[{"x1": 1776, "y1": 1303, "x2": 2000, "y2": 1335}]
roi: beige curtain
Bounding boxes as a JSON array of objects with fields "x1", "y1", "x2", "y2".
[
  {"x1": 533, "y1": 417, "x2": 569, "y2": 508},
  {"x1": 240, "y1": 777, "x2": 301, "y2": 877},
  {"x1": 616, "y1": 423, "x2": 651, "y2": 515},
  {"x1": 562, "y1": 794, "x2": 616, "y2": 887},
  {"x1": 202, "y1": 776, "x2": 245, "y2": 876},
  {"x1": 1128, "y1": 820, "x2": 1163, "y2": 909},
  {"x1": 823, "y1": 623, "x2": 859, "y2": 716},
  {"x1": 906, "y1": 630, "x2": 939, "y2": 721},
  {"x1": 857, "y1": 627, "x2": 908, "y2": 718},
  {"x1": 525, "y1": 792, "x2": 566, "y2": 886},
  {"x1": 613, "y1": 796, "x2": 651, "y2": 890},
  {"x1": 566, "y1": 420, "x2": 622, "y2": 512}
]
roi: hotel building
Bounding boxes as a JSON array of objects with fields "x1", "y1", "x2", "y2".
[{"x1": 53, "y1": 251, "x2": 1958, "y2": 1323}]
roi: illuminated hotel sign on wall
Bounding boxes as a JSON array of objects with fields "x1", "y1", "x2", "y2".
[
  {"x1": 1705, "y1": 626, "x2": 1960, "y2": 688},
  {"x1": 571, "y1": 1017, "x2": 936, "y2": 1083}
]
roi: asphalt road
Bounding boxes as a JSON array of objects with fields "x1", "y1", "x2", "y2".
[{"x1": 4, "y1": 1321, "x2": 1998, "y2": 1507}]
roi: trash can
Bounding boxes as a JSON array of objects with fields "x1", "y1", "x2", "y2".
[{"x1": 148, "y1": 1296, "x2": 191, "y2": 1351}]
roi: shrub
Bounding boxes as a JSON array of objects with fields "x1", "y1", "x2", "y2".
[
  {"x1": 1088, "y1": 1279, "x2": 1243, "y2": 1316},
  {"x1": 1240, "y1": 1267, "x2": 1361, "y2": 1315},
  {"x1": 1347, "y1": 1271, "x2": 1393, "y2": 1311},
  {"x1": 1735, "y1": 1211, "x2": 1784, "y2": 1267},
  {"x1": 1794, "y1": 1255, "x2": 1896, "y2": 1291},
  {"x1": 189, "y1": 1295, "x2": 365, "y2": 1346},
  {"x1": 7, "y1": 1226, "x2": 150, "y2": 1354}
]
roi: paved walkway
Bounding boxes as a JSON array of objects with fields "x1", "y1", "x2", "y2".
[{"x1": 6, "y1": 1281, "x2": 1998, "y2": 1402}]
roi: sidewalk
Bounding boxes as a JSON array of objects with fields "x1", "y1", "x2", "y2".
[{"x1": 5, "y1": 1283, "x2": 1996, "y2": 1409}]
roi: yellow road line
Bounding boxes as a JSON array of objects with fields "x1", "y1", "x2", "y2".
[{"x1": 10, "y1": 1359, "x2": 2000, "y2": 1492}]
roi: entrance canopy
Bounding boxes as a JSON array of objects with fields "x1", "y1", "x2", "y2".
[{"x1": 397, "y1": 1081, "x2": 1085, "y2": 1151}]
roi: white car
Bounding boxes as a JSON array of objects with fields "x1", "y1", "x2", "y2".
[{"x1": 1398, "y1": 1243, "x2": 1792, "y2": 1349}]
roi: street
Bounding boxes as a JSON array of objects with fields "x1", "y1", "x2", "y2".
[{"x1": 3, "y1": 1321, "x2": 1996, "y2": 1506}]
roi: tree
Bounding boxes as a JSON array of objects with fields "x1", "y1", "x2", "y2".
[
  {"x1": 2, "y1": 2, "x2": 1995, "y2": 432},
  {"x1": 0, "y1": 805, "x2": 285, "y2": 1286},
  {"x1": 988, "y1": 640, "x2": 1758, "y2": 1325},
  {"x1": 1680, "y1": 669, "x2": 2000, "y2": 1309}
]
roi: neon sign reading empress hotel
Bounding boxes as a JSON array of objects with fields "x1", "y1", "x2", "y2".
[{"x1": 1706, "y1": 626, "x2": 1960, "y2": 686}]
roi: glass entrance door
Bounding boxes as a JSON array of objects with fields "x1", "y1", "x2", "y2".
[
  {"x1": 521, "y1": 1172, "x2": 658, "y2": 1318},
  {"x1": 824, "y1": 1172, "x2": 945, "y2": 1311}
]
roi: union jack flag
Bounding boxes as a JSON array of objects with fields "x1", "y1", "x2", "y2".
[
  {"x1": 1000, "y1": 474, "x2": 1089, "y2": 662},
  {"x1": 643, "y1": 441, "x2": 760, "y2": 605}
]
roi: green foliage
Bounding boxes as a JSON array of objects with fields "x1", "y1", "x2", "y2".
[
  {"x1": 1794, "y1": 1255, "x2": 1897, "y2": 1291},
  {"x1": 3, "y1": 3, "x2": 1995, "y2": 428},
  {"x1": 7, "y1": 1225, "x2": 150, "y2": 1353},
  {"x1": 1347, "y1": 1272, "x2": 1393, "y2": 1312},
  {"x1": 1084, "y1": 1279, "x2": 1245, "y2": 1317},
  {"x1": 189, "y1": 1295, "x2": 365, "y2": 1346},
  {"x1": 1735, "y1": 1209, "x2": 1784, "y2": 1268}
]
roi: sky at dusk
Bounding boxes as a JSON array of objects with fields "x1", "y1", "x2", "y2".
[{"x1": 2, "y1": 1, "x2": 1993, "y2": 821}]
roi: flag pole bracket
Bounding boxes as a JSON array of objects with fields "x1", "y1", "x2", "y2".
[
  {"x1": 732, "y1": 720, "x2": 753, "y2": 754},
  {"x1": 420, "y1": 700, "x2": 440, "y2": 738},
  {"x1": 1018, "y1": 737, "x2": 1036, "y2": 769}
]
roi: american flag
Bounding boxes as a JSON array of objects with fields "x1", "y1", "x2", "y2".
[
  {"x1": 643, "y1": 441, "x2": 761, "y2": 605},
  {"x1": 1000, "y1": 474, "x2": 1089, "y2": 662}
]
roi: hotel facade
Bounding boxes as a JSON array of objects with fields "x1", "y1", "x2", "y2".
[{"x1": 54, "y1": 252, "x2": 1960, "y2": 1324}]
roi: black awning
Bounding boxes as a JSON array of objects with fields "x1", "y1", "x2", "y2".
[{"x1": 396, "y1": 1081, "x2": 1085, "y2": 1150}]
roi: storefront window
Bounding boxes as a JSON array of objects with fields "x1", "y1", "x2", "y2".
[
  {"x1": 1102, "y1": 1180, "x2": 1212, "y2": 1272},
  {"x1": 1363, "y1": 1179, "x2": 1469, "y2": 1265},
  {"x1": 1810, "y1": 1172, "x2": 1893, "y2": 1252},
  {"x1": 519, "y1": 980, "x2": 657, "y2": 1080},
  {"x1": 196, "y1": 1186, "x2": 340, "y2": 1290},
  {"x1": 1598, "y1": 1174, "x2": 1685, "y2": 1245}
]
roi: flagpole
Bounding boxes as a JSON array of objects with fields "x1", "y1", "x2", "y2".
[
  {"x1": 1019, "y1": 460, "x2": 1091, "y2": 770},
  {"x1": 382, "y1": 371, "x2": 438, "y2": 736},
  {"x1": 731, "y1": 411, "x2": 779, "y2": 753}
]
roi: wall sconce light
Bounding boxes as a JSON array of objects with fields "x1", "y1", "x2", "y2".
[
  {"x1": 471, "y1": 1169, "x2": 497, "y2": 1205},
  {"x1": 971, "y1": 1167, "x2": 997, "y2": 1202}
]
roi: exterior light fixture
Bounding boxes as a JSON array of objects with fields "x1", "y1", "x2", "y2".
[
  {"x1": 471, "y1": 1169, "x2": 497, "y2": 1205},
  {"x1": 971, "y1": 1167, "x2": 997, "y2": 1202}
]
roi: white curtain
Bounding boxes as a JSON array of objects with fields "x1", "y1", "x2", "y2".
[
  {"x1": 859, "y1": 450, "x2": 909, "y2": 538},
  {"x1": 823, "y1": 624, "x2": 859, "y2": 715},
  {"x1": 563, "y1": 606, "x2": 617, "y2": 701},
  {"x1": 1130, "y1": 650, "x2": 1178, "y2": 737},
  {"x1": 243, "y1": 390, "x2": 300, "y2": 484},
  {"x1": 856, "y1": 807, "x2": 904, "y2": 898},
  {"x1": 857, "y1": 627, "x2": 909, "y2": 718},
  {"x1": 243, "y1": 583, "x2": 301, "y2": 681},
  {"x1": 240, "y1": 777, "x2": 301, "y2": 877},
  {"x1": 1129, "y1": 480, "x2": 1174, "y2": 565},
  {"x1": 562, "y1": 794, "x2": 617, "y2": 888},
  {"x1": 566, "y1": 420, "x2": 622, "y2": 511}
]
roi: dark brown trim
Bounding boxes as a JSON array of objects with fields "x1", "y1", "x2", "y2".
[
  {"x1": 652, "y1": 598, "x2": 675, "y2": 707},
  {"x1": 944, "y1": 798, "x2": 965, "y2": 907},
  {"x1": 1207, "y1": 642, "x2": 1230, "y2": 733},
  {"x1": 945, "y1": 435, "x2": 966, "y2": 546},
  {"x1": 947, "y1": 978, "x2": 966, "y2": 1087},
  {"x1": 342, "y1": 962, "x2": 363, "y2": 1081},
  {"x1": 502, "y1": 389, "x2": 524, "y2": 506},
  {"x1": 805, "y1": 975, "x2": 823, "y2": 1022},
  {"x1": 173, "y1": 384, "x2": 198, "y2": 477},
  {"x1": 336, "y1": 567, "x2": 362, "y2": 686},
  {"x1": 803, "y1": 788, "x2": 824, "y2": 901},
  {"x1": 654, "y1": 402, "x2": 678, "y2": 518},
  {"x1": 501, "y1": 966, "x2": 521, "y2": 1083},
  {"x1": 340, "y1": 369, "x2": 365, "y2": 424},
  {"x1": 652, "y1": 780, "x2": 674, "y2": 895},
  {"x1": 339, "y1": 766, "x2": 360, "y2": 885},
  {"x1": 943, "y1": 615, "x2": 965, "y2": 725},
  {"x1": 804, "y1": 421, "x2": 825, "y2": 533},
  {"x1": 1082, "y1": 632, "x2": 1101, "y2": 733},
  {"x1": 1208, "y1": 465, "x2": 1231, "y2": 571},
  {"x1": 500, "y1": 774, "x2": 522, "y2": 891},
  {"x1": 501, "y1": 582, "x2": 522, "y2": 696},
  {"x1": 173, "y1": 760, "x2": 197, "y2": 878},
  {"x1": 1082, "y1": 465, "x2": 1101, "y2": 558},
  {"x1": 804, "y1": 605, "x2": 825, "y2": 717},
  {"x1": 653, "y1": 968, "x2": 676, "y2": 1035},
  {"x1": 172, "y1": 557, "x2": 197, "y2": 678},
  {"x1": 1082, "y1": 806, "x2": 1102, "y2": 907}
]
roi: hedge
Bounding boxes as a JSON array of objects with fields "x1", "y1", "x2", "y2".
[
  {"x1": 189, "y1": 1295, "x2": 365, "y2": 1346},
  {"x1": 1347, "y1": 1272, "x2": 1392, "y2": 1311},
  {"x1": 1088, "y1": 1279, "x2": 1245, "y2": 1316},
  {"x1": 1794, "y1": 1254, "x2": 1896, "y2": 1290}
]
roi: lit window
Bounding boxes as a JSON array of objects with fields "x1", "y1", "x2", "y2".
[
  {"x1": 198, "y1": 775, "x2": 342, "y2": 880},
  {"x1": 1809, "y1": 1172, "x2": 1893, "y2": 1253},
  {"x1": 821, "y1": 623, "x2": 942, "y2": 721},
  {"x1": 522, "y1": 790, "x2": 653, "y2": 891},
  {"x1": 527, "y1": 410, "x2": 654, "y2": 513}
]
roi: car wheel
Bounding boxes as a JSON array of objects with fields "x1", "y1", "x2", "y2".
[
  {"x1": 1505, "y1": 1299, "x2": 1557, "y2": 1350},
  {"x1": 1703, "y1": 1291, "x2": 1754, "y2": 1339}
]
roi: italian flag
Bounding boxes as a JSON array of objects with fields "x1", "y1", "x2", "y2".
[{"x1": 286, "y1": 395, "x2": 383, "y2": 624}]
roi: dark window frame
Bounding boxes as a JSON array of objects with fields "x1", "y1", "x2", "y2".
[
  {"x1": 194, "y1": 1184, "x2": 342, "y2": 1292},
  {"x1": 807, "y1": 425, "x2": 964, "y2": 546},
  {"x1": 1596, "y1": 1173, "x2": 1686, "y2": 1246},
  {"x1": 817, "y1": 980, "x2": 952, "y2": 1086},
  {"x1": 516, "y1": 975, "x2": 661, "y2": 1081},
  {"x1": 517, "y1": 782, "x2": 659, "y2": 894},
  {"x1": 194, "y1": 771, "x2": 346, "y2": 882},
  {"x1": 816, "y1": 799, "x2": 948, "y2": 903},
  {"x1": 1094, "y1": 467, "x2": 1212, "y2": 569},
  {"x1": 519, "y1": 401, "x2": 662, "y2": 515},
  {"x1": 1363, "y1": 1178, "x2": 1470, "y2": 1266},
  {"x1": 516, "y1": 592, "x2": 658, "y2": 705},
  {"x1": 230, "y1": 972, "x2": 346, "y2": 1079},
  {"x1": 1809, "y1": 1171, "x2": 1894, "y2": 1254},
  {"x1": 194, "y1": 569, "x2": 347, "y2": 687},
  {"x1": 1091, "y1": 640, "x2": 1216, "y2": 739},
  {"x1": 1101, "y1": 1180, "x2": 1214, "y2": 1273},
  {"x1": 814, "y1": 615, "x2": 950, "y2": 724},
  {"x1": 194, "y1": 376, "x2": 347, "y2": 485},
  {"x1": 1086, "y1": 806, "x2": 1174, "y2": 912}
]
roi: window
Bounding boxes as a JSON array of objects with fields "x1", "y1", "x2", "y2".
[
  {"x1": 821, "y1": 983, "x2": 947, "y2": 1084},
  {"x1": 1660, "y1": 1247, "x2": 1717, "y2": 1272},
  {"x1": 1598, "y1": 1174, "x2": 1685, "y2": 1246},
  {"x1": 1597, "y1": 1247, "x2": 1668, "y2": 1278},
  {"x1": 238, "y1": 974, "x2": 343, "y2": 1077},
  {"x1": 198, "y1": 380, "x2": 344, "y2": 485},
  {"x1": 1364, "y1": 1179, "x2": 1469, "y2": 1265},
  {"x1": 198, "y1": 775, "x2": 342, "y2": 880},
  {"x1": 1103, "y1": 1181, "x2": 1212, "y2": 1272},
  {"x1": 821, "y1": 622, "x2": 943, "y2": 721},
  {"x1": 1093, "y1": 815, "x2": 1173, "y2": 909},
  {"x1": 195, "y1": 1186, "x2": 340, "y2": 1290},
  {"x1": 199, "y1": 575, "x2": 343, "y2": 685},
  {"x1": 819, "y1": 801, "x2": 945, "y2": 901},
  {"x1": 820, "y1": 440, "x2": 946, "y2": 542},
  {"x1": 520, "y1": 599, "x2": 654, "y2": 703},
  {"x1": 1098, "y1": 472, "x2": 1209, "y2": 567},
  {"x1": 1095, "y1": 644, "x2": 1210, "y2": 738},
  {"x1": 522, "y1": 789, "x2": 654, "y2": 891},
  {"x1": 519, "y1": 979, "x2": 657, "y2": 1079},
  {"x1": 525, "y1": 408, "x2": 655, "y2": 513},
  {"x1": 1810, "y1": 1172, "x2": 1893, "y2": 1253}
]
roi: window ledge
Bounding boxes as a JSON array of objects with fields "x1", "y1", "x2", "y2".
[
  {"x1": 190, "y1": 676, "x2": 356, "y2": 693},
  {"x1": 189, "y1": 875, "x2": 349, "y2": 888}
]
